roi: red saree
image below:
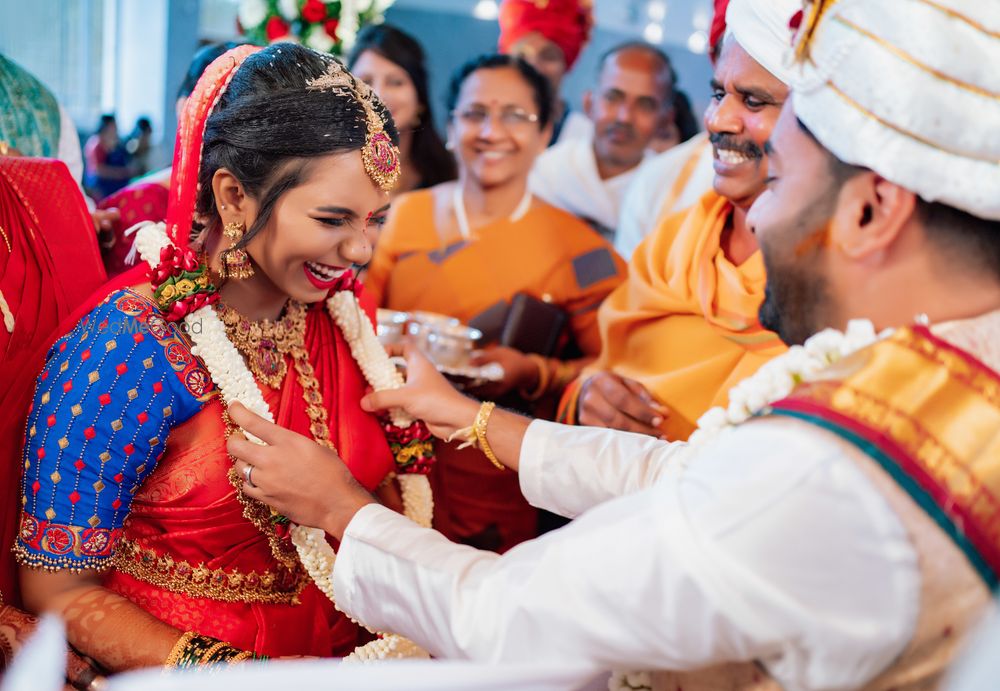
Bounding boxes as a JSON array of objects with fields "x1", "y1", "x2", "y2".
[
  {"x1": 14, "y1": 46, "x2": 398, "y2": 659},
  {"x1": 0, "y1": 157, "x2": 106, "y2": 604},
  {"x1": 102, "y1": 299, "x2": 394, "y2": 656}
]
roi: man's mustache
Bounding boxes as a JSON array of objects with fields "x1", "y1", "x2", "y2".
[
  {"x1": 709, "y1": 132, "x2": 763, "y2": 159},
  {"x1": 602, "y1": 123, "x2": 637, "y2": 141}
]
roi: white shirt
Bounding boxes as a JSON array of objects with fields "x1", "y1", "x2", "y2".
[
  {"x1": 614, "y1": 132, "x2": 716, "y2": 261},
  {"x1": 529, "y1": 136, "x2": 640, "y2": 242},
  {"x1": 553, "y1": 110, "x2": 593, "y2": 145},
  {"x1": 333, "y1": 418, "x2": 920, "y2": 690}
]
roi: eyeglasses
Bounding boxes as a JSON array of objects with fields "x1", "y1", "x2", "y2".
[{"x1": 454, "y1": 106, "x2": 540, "y2": 129}]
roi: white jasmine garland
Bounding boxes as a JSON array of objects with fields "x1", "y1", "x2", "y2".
[
  {"x1": 277, "y1": 0, "x2": 300, "y2": 20},
  {"x1": 238, "y1": 0, "x2": 269, "y2": 29},
  {"x1": 137, "y1": 223, "x2": 431, "y2": 661},
  {"x1": 305, "y1": 25, "x2": 336, "y2": 52},
  {"x1": 609, "y1": 319, "x2": 887, "y2": 691}
]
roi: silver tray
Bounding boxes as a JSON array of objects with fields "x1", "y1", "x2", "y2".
[{"x1": 388, "y1": 357, "x2": 505, "y2": 385}]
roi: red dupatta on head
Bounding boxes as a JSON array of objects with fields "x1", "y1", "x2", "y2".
[{"x1": 166, "y1": 44, "x2": 259, "y2": 249}]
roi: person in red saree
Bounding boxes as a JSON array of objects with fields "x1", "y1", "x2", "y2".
[
  {"x1": 0, "y1": 156, "x2": 109, "y2": 687},
  {"x1": 0, "y1": 157, "x2": 108, "y2": 605},
  {"x1": 15, "y1": 44, "x2": 411, "y2": 671}
]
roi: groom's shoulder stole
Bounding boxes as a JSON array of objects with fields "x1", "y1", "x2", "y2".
[{"x1": 768, "y1": 325, "x2": 1000, "y2": 589}]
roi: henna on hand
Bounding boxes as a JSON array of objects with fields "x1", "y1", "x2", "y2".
[
  {"x1": 55, "y1": 586, "x2": 179, "y2": 671},
  {"x1": 0, "y1": 604, "x2": 106, "y2": 689}
]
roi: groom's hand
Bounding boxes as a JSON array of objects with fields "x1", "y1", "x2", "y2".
[
  {"x1": 361, "y1": 341, "x2": 480, "y2": 440},
  {"x1": 227, "y1": 402, "x2": 375, "y2": 540}
]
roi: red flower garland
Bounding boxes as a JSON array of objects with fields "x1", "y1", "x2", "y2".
[
  {"x1": 302, "y1": 0, "x2": 328, "y2": 23},
  {"x1": 382, "y1": 419, "x2": 435, "y2": 475},
  {"x1": 147, "y1": 245, "x2": 219, "y2": 322},
  {"x1": 266, "y1": 16, "x2": 291, "y2": 41}
]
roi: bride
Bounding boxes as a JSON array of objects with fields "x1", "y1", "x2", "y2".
[{"x1": 15, "y1": 44, "x2": 431, "y2": 670}]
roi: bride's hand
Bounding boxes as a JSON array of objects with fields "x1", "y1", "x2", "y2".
[
  {"x1": 362, "y1": 342, "x2": 480, "y2": 440},
  {"x1": 227, "y1": 402, "x2": 375, "y2": 539}
]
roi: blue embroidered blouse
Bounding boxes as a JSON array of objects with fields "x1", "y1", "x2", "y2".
[{"x1": 16, "y1": 289, "x2": 215, "y2": 572}]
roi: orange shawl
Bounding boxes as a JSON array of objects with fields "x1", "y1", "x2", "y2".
[{"x1": 590, "y1": 190, "x2": 786, "y2": 440}]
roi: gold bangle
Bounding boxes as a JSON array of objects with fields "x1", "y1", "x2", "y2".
[
  {"x1": 474, "y1": 401, "x2": 505, "y2": 471},
  {"x1": 229, "y1": 649, "x2": 256, "y2": 663},
  {"x1": 551, "y1": 359, "x2": 578, "y2": 393},
  {"x1": 0, "y1": 141, "x2": 9, "y2": 156},
  {"x1": 164, "y1": 631, "x2": 196, "y2": 668},
  {"x1": 200, "y1": 641, "x2": 229, "y2": 663},
  {"x1": 519, "y1": 354, "x2": 552, "y2": 401}
]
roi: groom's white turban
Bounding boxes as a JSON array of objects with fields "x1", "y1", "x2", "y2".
[{"x1": 790, "y1": 0, "x2": 1000, "y2": 221}]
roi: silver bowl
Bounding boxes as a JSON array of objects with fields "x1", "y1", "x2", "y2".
[
  {"x1": 406, "y1": 314, "x2": 481, "y2": 368},
  {"x1": 408, "y1": 311, "x2": 461, "y2": 329},
  {"x1": 376, "y1": 309, "x2": 410, "y2": 345}
]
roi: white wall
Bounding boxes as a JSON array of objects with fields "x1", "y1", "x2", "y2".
[{"x1": 109, "y1": 0, "x2": 168, "y2": 149}]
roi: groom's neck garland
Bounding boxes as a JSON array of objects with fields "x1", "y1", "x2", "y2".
[{"x1": 609, "y1": 319, "x2": 886, "y2": 691}]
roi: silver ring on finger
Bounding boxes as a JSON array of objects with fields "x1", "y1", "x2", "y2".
[{"x1": 242, "y1": 463, "x2": 255, "y2": 488}]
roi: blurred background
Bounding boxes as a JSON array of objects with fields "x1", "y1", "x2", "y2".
[{"x1": 0, "y1": 0, "x2": 714, "y2": 173}]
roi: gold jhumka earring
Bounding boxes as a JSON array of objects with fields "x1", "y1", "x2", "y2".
[{"x1": 222, "y1": 220, "x2": 254, "y2": 279}]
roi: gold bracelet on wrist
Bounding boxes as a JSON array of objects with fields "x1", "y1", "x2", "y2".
[
  {"x1": 164, "y1": 631, "x2": 258, "y2": 668},
  {"x1": 550, "y1": 359, "x2": 578, "y2": 393},
  {"x1": 473, "y1": 401, "x2": 505, "y2": 471},
  {"x1": 200, "y1": 641, "x2": 229, "y2": 664},
  {"x1": 519, "y1": 354, "x2": 553, "y2": 401},
  {"x1": 164, "y1": 631, "x2": 196, "y2": 668}
]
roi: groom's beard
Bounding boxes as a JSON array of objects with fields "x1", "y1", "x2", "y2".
[{"x1": 759, "y1": 219, "x2": 835, "y2": 346}]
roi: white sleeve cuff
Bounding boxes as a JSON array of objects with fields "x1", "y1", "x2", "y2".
[
  {"x1": 332, "y1": 502, "x2": 401, "y2": 618},
  {"x1": 517, "y1": 419, "x2": 555, "y2": 511}
]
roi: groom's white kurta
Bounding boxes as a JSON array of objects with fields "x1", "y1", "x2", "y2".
[{"x1": 332, "y1": 416, "x2": 923, "y2": 690}]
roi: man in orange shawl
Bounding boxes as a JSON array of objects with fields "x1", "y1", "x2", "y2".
[{"x1": 559, "y1": 0, "x2": 797, "y2": 440}]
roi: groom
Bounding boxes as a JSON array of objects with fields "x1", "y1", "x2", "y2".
[{"x1": 228, "y1": 0, "x2": 1000, "y2": 687}]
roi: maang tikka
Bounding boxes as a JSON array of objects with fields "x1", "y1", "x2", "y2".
[
  {"x1": 222, "y1": 220, "x2": 254, "y2": 279},
  {"x1": 305, "y1": 60, "x2": 402, "y2": 192}
]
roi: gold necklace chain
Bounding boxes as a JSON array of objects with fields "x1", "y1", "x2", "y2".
[
  {"x1": 289, "y1": 343, "x2": 335, "y2": 449},
  {"x1": 215, "y1": 300, "x2": 307, "y2": 389},
  {"x1": 217, "y1": 303, "x2": 340, "y2": 569}
]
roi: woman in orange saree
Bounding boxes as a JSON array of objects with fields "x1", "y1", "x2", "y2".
[
  {"x1": 15, "y1": 44, "x2": 423, "y2": 671},
  {"x1": 365, "y1": 55, "x2": 625, "y2": 553}
]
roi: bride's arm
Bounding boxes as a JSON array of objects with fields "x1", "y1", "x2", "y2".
[
  {"x1": 14, "y1": 294, "x2": 249, "y2": 671},
  {"x1": 20, "y1": 568, "x2": 181, "y2": 671}
]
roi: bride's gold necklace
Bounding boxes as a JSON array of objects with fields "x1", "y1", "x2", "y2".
[
  {"x1": 216, "y1": 298, "x2": 337, "y2": 572},
  {"x1": 215, "y1": 300, "x2": 307, "y2": 389},
  {"x1": 215, "y1": 299, "x2": 335, "y2": 448}
]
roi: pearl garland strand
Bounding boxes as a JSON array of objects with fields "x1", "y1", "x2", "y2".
[
  {"x1": 608, "y1": 319, "x2": 887, "y2": 691},
  {"x1": 137, "y1": 223, "x2": 431, "y2": 661}
]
